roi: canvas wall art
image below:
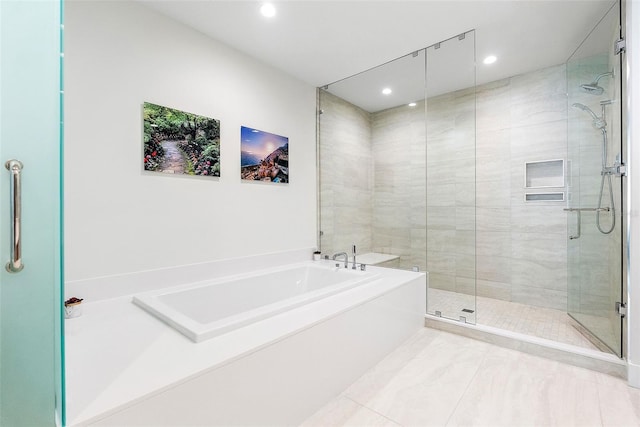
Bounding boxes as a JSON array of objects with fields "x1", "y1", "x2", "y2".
[
  {"x1": 143, "y1": 102, "x2": 221, "y2": 177},
  {"x1": 240, "y1": 126, "x2": 289, "y2": 183}
]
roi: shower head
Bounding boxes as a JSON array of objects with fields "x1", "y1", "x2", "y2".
[
  {"x1": 579, "y1": 71, "x2": 613, "y2": 95},
  {"x1": 580, "y1": 83, "x2": 604, "y2": 95},
  {"x1": 572, "y1": 103, "x2": 606, "y2": 129}
]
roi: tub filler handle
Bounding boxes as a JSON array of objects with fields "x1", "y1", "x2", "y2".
[{"x1": 352, "y1": 244, "x2": 357, "y2": 270}]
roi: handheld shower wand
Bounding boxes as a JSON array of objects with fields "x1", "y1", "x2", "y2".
[
  {"x1": 571, "y1": 103, "x2": 606, "y2": 129},
  {"x1": 571, "y1": 101, "x2": 616, "y2": 235}
]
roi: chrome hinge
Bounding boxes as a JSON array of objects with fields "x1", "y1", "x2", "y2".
[
  {"x1": 603, "y1": 163, "x2": 627, "y2": 177},
  {"x1": 617, "y1": 164, "x2": 627, "y2": 176},
  {"x1": 616, "y1": 302, "x2": 627, "y2": 318},
  {"x1": 615, "y1": 38, "x2": 626, "y2": 55}
]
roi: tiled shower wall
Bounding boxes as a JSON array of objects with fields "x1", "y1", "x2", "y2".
[
  {"x1": 321, "y1": 63, "x2": 573, "y2": 311},
  {"x1": 428, "y1": 64, "x2": 569, "y2": 311},
  {"x1": 371, "y1": 102, "x2": 427, "y2": 270},
  {"x1": 319, "y1": 91, "x2": 426, "y2": 270},
  {"x1": 319, "y1": 91, "x2": 373, "y2": 258}
]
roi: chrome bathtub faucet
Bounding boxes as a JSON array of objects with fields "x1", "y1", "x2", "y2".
[{"x1": 332, "y1": 252, "x2": 348, "y2": 269}]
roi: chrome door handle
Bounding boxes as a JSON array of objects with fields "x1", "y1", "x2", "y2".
[{"x1": 6, "y1": 160, "x2": 23, "y2": 273}]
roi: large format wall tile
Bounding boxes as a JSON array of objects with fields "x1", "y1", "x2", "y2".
[
  {"x1": 476, "y1": 279, "x2": 512, "y2": 300},
  {"x1": 511, "y1": 258, "x2": 568, "y2": 292},
  {"x1": 477, "y1": 255, "x2": 512, "y2": 283},
  {"x1": 319, "y1": 91, "x2": 373, "y2": 258},
  {"x1": 476, "y1": 207, "x2": 511, "y2": 231},
  {"x1": 425, "y1": 63, "x2": 569, "y2": 311},
  {"x1": 511, "y1": 285, "x2": 567, "y2": 311}
]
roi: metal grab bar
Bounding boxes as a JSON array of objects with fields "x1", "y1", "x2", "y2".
[
  {"x1": 563, "y1": 207, "x2": 610, "y2": 239},
  {"x1": 567, "y1": 210, "x2": 582, "y2": 240},
  {"x1": 563, "y1": 207, "x2": 610, "y2": 212},
  {"x1": 6, "y1": 160, "x2": 23, "y2": 273}
]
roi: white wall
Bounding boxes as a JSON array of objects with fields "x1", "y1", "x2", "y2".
[{"x1": 64, "y1": 1, "x2": 317, "y2": 282}]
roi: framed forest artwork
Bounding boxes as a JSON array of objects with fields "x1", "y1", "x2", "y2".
[{"x1": 143, "y1": 102, "x2": 221, "y2": 177}]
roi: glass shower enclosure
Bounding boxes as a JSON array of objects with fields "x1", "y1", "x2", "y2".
[
  {"x1": 317, "y1": 0, "x2": 623, "y2": 358},
  {"x1": 566, "y1": 3, "x2": 624, "y2": 356},
  {"x1": 318, "y1": 49, "x2": 428, "y2": 273},
  {"x1": 317, "y1": 33, "x2": 476, "y2": 329},
  {"x1": 425, "y1": 32, "x2": 477, "y2": 324}
]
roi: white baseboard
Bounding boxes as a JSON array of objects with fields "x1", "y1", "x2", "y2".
[{"x1": 628, "y1": 360, "x2": 640, "y2": 388}]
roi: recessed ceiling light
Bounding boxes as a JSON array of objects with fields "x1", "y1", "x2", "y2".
[
  {"x1": 483, "y1": 55, "x2": 497, "y2": 65},
  {"x1": 382, "y1": 88, "x2": 392, "y2": 95},
  {"x1": 408, "y1": 102, "x2": 417, "y2": 107},
  {"x1": 260, "y1": 3, "x2": 276, "y2": 18}
]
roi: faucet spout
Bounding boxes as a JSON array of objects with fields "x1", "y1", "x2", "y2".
[{"x1": 332, "y1": 252, "x2": 348, "y2": 269}]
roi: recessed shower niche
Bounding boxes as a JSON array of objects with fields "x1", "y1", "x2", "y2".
[
  {"x1": 524, "y1": 159, "x2": 565, "y2": 202},
  {"x1": 525, "y1": 159, "x2": 564, "y2": 188}
]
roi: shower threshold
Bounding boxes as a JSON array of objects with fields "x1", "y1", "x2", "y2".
[
  {"x1": 425, "y1": 314, "x2": 625, "y2": 378},
  {"x1": 427, "y1": 288, "x2": 608, "y2": 352}
]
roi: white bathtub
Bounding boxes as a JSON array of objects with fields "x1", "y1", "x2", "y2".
[
  {"x1": 132, "y1": 261, "x2": 380, "y2": 342},
  {"x1": 66, "y1": 251, "x2": 426, "y2": 426}
]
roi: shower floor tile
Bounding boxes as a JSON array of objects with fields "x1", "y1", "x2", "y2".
[{"x1": 427, "y1": 288, "x2": 614, "y2": 353}]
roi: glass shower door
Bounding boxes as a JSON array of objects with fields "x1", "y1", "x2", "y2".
[
  {"x1": 566, "y1": 2, "x2": 623, "y2": 356},
  {"x1": 425, "y1": 31, "x2": 477, "y2": 323},
  {"x1": 0, "y1": 0, "x2": 64, "y2": 425}
]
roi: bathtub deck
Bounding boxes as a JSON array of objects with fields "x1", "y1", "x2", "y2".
[{"x1": 65, "y1": 263, "x2": 425, "y2": 426}]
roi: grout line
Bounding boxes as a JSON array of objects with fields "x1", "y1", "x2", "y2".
[
  {"x1": 442, "y1": 346, "x2": 491, "y2": 426},
  {"x1": 343, "y1": 395, "x2": 404, "y2": 427},
  {"x1": 594, "y1": 382, "x2": 607, "y2": 427}
]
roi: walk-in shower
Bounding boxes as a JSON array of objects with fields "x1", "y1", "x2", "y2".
[{"x1": 317, "y1": 1, "x2": 624, "y2": 359}]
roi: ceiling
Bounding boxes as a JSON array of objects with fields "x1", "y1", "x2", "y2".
[{"x1": 139, "y1": 0, "x2": 616, "y2": 112}]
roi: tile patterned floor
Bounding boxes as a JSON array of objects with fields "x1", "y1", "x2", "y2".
[
  {"x1": 427, "y1": 288, "x2": 615, "y2": 352},
  {"x1": 301, "y1": 328, "x2": 640, "y2": 427}
]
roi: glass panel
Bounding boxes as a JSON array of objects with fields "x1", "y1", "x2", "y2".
[
  {"x1": 425, "y1": 31, "x2": 476, "y2": 323},
  {"x1": 567, "y1": 2, "x2": 622, "y2": 355},
  {"x1": 0, "y1": 0, "x2": 64, "y2": 425},
  {"x1": 318, "y1": 50, "x2": 426, "y2": 272}
]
